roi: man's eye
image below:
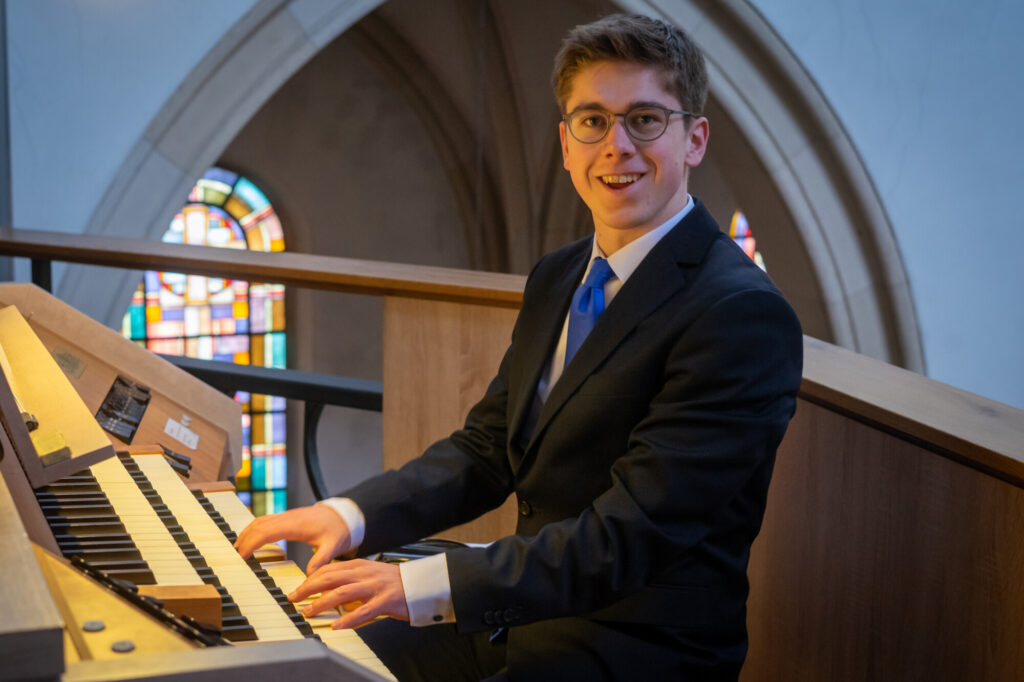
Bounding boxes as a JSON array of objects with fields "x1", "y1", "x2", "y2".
[
  {"x1": 579, "y1": 114, "x2": 606, "y2": 128},
  {"x1": 628, "y1": 109, "x2": 665, "y2": 128}
]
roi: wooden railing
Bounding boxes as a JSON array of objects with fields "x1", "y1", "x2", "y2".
[
  {"x1": 3, "y1": 226, "x2": 1024, "y2": 681},
  {"x1": 0, "y1": 226, "x2": 524, "y2": 306}
]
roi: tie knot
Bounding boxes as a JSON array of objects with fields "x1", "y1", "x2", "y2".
[{"x1": 583, "y1": 257, "x2": 615, "y2": 290}]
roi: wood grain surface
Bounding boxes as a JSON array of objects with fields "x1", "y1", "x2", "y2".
[
  {"x1": 382, "y1": 297, "x2": 519, "y2": 543},
  {"x1": 745, "y1": 399, "x2": 1024, "y2": 681},
  {"x1": 0, "y1": 450, "x2": 64, "y2": 681}
]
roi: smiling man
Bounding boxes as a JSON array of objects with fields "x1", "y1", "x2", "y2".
[
  {"x1": 558, "y1": 59, "x2": 707, "y2": 254},
  {"x1": 235, "y1": 14, "x2": 803, "y2": 681}
]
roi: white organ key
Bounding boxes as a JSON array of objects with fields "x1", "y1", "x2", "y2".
[
  {"x1": 133, "y1": 454, "x2": 302, "y2": 642},
  {"x1": 205, "y1": 490, "x2": 255, "y2": 534},
  {"x1": 89, "y1": 456, "x2": 203, "y2": 585}
]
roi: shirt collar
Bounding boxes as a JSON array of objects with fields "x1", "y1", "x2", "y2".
[{"x1": 588, "y1": 195, "x2": 695, "y2": 285}]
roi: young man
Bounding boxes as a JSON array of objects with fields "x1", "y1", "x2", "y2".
[{"x1": 236, "y1": 14, "x2": 803, "y2": 681}]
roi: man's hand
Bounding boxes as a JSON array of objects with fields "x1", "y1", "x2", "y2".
[
  {"x1": 233, "y1": 504, "x2": 351, "y2": 575},
  {"x1": 292, "y1": 559, "x2": 409, "y2": 629}
]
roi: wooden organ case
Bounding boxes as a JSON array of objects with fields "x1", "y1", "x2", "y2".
[{"x1": 0, "y1": 284, "x2": 394, "y2": 681}]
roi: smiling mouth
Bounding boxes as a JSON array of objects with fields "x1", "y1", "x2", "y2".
[{"x1": 600, "y1": 173, "x2": 642, "y2": 189}]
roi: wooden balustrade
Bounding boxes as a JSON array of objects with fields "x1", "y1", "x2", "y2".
[{"x1": 3, "y1": 226, "x2": 1024, "y2": 680}]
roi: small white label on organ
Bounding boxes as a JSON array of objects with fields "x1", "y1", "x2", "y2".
[{"x1": 164, "y1": 417, "x2": 199, "y2": 449}]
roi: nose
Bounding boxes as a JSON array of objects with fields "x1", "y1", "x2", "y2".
[{"x1": 603, "y1": 115, "x2": 636, "y2": 155}]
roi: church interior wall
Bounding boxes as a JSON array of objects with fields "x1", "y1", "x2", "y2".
[
  {"x1": 217, "y1": 28, "x2": 472, "y2": 502},
  {"x1": 747, "y1": 0, "x2": 1024, "y2": 409},
  {"x1": 3, "y1": 0, "x2": 1020, "y2": 445},
  {"x1": 5, "y1": 0, "x2": 259, "y2": 258}
]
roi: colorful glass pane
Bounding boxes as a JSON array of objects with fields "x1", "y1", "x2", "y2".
[
  {"x1": 729, "y1": 210, "x2": 766, "y2": 272},
  {"x1": 120, "y1": 167, "x2": 287, "y2": 518}
]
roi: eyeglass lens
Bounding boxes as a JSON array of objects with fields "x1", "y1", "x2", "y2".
[{"x1": 568, "y1": 106, "x2": 672, "y2": 143}]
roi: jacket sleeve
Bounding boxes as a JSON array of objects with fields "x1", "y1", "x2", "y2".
[{"x1": 341, "y1": 341, "x2": 517, "y2": 555}]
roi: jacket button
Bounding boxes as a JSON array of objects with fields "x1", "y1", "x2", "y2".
[{"x1": 518, "y1": 499, "x2": 532, "y2": 517}]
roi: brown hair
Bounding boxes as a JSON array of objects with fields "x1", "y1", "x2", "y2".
[{"x1": 552, "y1": 14, "x2": 708, "y2": 117}]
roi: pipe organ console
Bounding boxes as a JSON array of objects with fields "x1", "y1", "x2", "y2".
[{"x1": 0, "y1": 286, "x2": 396, "y2": 681}]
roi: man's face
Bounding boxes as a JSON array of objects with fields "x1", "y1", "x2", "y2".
[{"x1": 559, "y1": 60, "x2": 708, "y2": 251}]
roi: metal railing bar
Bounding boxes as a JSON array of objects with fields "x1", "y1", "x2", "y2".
[{"x1": 159, "y1": 354, "x2": 382, "y2": 411}]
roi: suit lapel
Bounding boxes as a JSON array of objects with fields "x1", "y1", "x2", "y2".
[
  {"x1": 506, "y1": 243, "x2": 590, "y2": 460},
  {"x1": 524, "y1": 201, "x2": 720, "y2": 455}
]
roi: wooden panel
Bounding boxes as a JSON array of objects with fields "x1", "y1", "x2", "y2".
[
  {"x1": 0, "y1": 419, "x2": 59, "y2": 552},
  {"x1": 35, "y1": 545, "x2": 200, "y2": 661},
  {"x1": 0, "y1": 284, "x2": 239, "y2": 483},
  {"x1": 382, "y1": 297, "x2": 519, "y2": 544},
  {"x1": 0, "y1": 305, "x2": 114, "y2": 486},
  {"x1": 745, "y1": 399, "x2": 1024, "y2": 681},
  {"x1": 802, "y1": 336, "x2": 1024, "y2": 479},
  {"x1": 0, "y1": 445, "x2": 64, "y2": 681},
  {"x1": 60, "y1": 639, "x2": 387, "y2": 681}
]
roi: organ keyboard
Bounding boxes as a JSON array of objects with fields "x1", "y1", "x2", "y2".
[
  {"x1": 0, "y1": 290, "x2": 396, "y2": 681},
  {"x1": 33, "y1": 451, "x2": 396, "y2": 679}
]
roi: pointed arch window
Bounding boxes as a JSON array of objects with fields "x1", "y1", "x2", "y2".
[{"x1": 121, "y1": 167, "x2": 287, "y2": 516}]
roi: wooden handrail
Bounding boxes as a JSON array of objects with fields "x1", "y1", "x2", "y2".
[
  {"x1": 0, "y1": 226, "x2": 526, "y2": 308},
  {"x1": 801, "y1": 336, "x2": 1024, "y2": 485},
  {"x1": 1, "y1": 226, "x2": 1022, "y2": 483}
]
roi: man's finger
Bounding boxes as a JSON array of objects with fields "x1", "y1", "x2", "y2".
[
  {"x1": 290, "y1": 563, "x2": 352, "y2": 602},
  {"x1": 303, "y1": 583, "x2": 372, "y2": 618},
  {"x1": 234, "y1": 518, "x2": 274, "y2": 558},
  {"x1": 238, "y1": 512, "x2": 292, "y2": 546},
  {"x1": 306, "y1": 543, "x2": 339, "y2": 575},
  {"x1": 333, "y1": 600, "x2": 380, "y2": 630}
]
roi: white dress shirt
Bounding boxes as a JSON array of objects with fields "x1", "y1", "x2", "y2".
[{"x1": 320, "y1": 196, "x2": 695, "y2": 626}]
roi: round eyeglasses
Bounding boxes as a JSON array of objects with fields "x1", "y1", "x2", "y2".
[{"x1": 562, "y1": 105, "x2": 692, "y2": 144}]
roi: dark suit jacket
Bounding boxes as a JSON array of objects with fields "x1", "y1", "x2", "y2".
[{"x1": 345, "y1": 200, "x2": 803, "y2": 676}]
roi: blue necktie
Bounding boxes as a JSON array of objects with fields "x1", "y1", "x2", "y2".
[{"x1": 564, "y1": 257, "x2": 615, "y2": 369}]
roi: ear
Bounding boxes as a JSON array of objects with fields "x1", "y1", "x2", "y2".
[
  {"x1": 559, "y1": 121, "x2": 571, "y2": 169},
  {"x1": 684, "y1": 116, "x2": 710, "y2": 167}
]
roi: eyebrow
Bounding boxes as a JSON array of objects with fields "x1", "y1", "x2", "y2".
[{"x1": 568, "y1": 100, "x2": 673, "y2": 113}]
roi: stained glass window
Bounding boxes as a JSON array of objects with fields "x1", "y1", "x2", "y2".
[
  {"x1": 730, "y1": 210, "x2": 766, "y2": 271},
  {"x1": 122, "y1": 167, "x2": 288, "y2": 517}
]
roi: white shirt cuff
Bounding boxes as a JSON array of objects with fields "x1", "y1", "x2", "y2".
[
  {"x1": 399, "y1": 552, "x2": 456, "y2": 626},
  {"x1": 316, "y1": 497, "x2": 365, "y2": 553}
]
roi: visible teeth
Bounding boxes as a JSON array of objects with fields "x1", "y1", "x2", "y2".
[{"x1": 601, "y1": 174, "x2": 640, "y2": 184}]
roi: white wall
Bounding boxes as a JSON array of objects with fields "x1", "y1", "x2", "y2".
[
  {"x1": 748, "y1": 0, "x2": 1024, "y2": 408},
  {"x1": 5, "y1": 0, "x2": 259, "y2": 279},
  {"x1": 5, "y1": 0, "x2": 1022, "y2": 410}
]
